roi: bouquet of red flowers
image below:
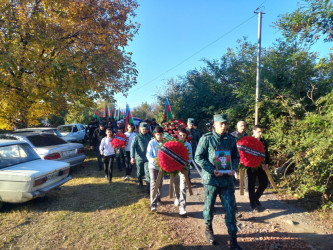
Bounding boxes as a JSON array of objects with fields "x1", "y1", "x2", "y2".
[
  {"x1": 161, "y1": 118, "x2": 192, "y2": 143},
  {"x1": 111, "y1": 131, "x2": 128, "y2": 150},
  {"x1": 156, "y1": 140, "x2": 190, "y2": 173},
  {"x1": 237, "y1": 136, "x2": 265, "y2": 168}
]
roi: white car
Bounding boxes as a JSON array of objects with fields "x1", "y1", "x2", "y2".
[
  {"x1": 0, "y1": 140, "x2": 72, "y2": 208},
  {"x1": 57, "y1": 124, "x2": 86, "y2": 142},
  {"x1": 0, "y1": 132, "x2": 86, "y2": 168},
  {"x1": 15, "y1": 127, "x2": 76, "y2": 142}
]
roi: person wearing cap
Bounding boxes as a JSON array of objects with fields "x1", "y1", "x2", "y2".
[
  {"x1": 195, "y1": 114, "x2": 242, "y2": 249},
  {"x1": 130, "y1": 122, "x2": 152, "y2": 192},
  {"x1": 187, "y1": 118, "x2": 200, "y2": 182},
  {"x1": 90, "y1": 122, "x2": 107, "y2": 170},
  {"x1": 187, "y1": 118, "x2": 200, "y2": 154}
]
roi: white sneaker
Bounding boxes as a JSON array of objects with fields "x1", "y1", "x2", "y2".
[
  {"x1": 179, "y1": 207, "x2": 187, "y2": 215},
  {"x1": 174, "y1": 198, "x2": 180, "y2": 206},
  {"x1": 151, "y1": 206, "x2": 157, "y2": 212}
]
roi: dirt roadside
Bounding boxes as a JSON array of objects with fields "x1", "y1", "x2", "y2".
[{"x1": 155, "y1": 170, "x2": 333, "y2": 250}]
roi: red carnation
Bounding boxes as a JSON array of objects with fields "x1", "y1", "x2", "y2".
[
  {"x1": 111, "y1": 132, "x2": 128, "y2": 150},
  {"x1": 158, "y1": 141, "x2": 189, "y2": 172},
  {"x1": 237, "y1": 136, "x2": 265, "y2": 168}
]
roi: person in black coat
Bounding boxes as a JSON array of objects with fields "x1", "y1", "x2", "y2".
[{"x1": 90, "y1": 123, "x2": 106, "y2": 170}]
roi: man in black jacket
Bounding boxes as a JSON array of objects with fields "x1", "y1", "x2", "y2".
[{"x1": 90, "y1": 123, "x2": 106, "y2": 170}]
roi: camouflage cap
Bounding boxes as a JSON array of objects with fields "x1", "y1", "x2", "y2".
[
  {"x1": 187, "y1": 118, "x2": 195, "y2": 125},
  {"x1": 213, "y1": 114, "x2": 227, "y2": 123},
  {"x1": 139, "y1": 122, "x2": 148, "y2": 128}
]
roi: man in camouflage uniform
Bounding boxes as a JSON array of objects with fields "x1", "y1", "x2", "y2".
[
  {"x1": 130, "y1": 122, "x2": 152, "y2": 192},
  {"x1": 195, "y1": 114, "x2": 242, "y2": 249}
]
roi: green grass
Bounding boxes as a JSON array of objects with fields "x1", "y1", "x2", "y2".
[{"x1": 0, "y1": 147, "x2": 180, "y2": 249}]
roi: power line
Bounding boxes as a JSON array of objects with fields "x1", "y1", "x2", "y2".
[{"x1": 119, "y1": 13, "x2": 257, "y2": 99}]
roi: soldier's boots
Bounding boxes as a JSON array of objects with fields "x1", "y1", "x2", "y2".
[
  {"x1": 205, "y1": 225, "x2": 215, "y2": 245},
  {"x1": 230, "y1": 237, "x2": 242, "y2": 250}
]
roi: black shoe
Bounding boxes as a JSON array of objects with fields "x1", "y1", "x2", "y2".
[
  {"x1": 255, "y1": 200, "x2": 262, "y2": 208},
  {"x1": 146, "y1": 183, "x2": 150, "y2": 194},
  {"x1": 252, "y1": 206, "x2": 260, "y2": 213},
  {"x1": 205, "y1": 225, "x2": 215, "y2": 245},
  {"x1": 139, "y1": 180, "x2": 143, "y2": 187},
  {"x1": 230, "y1": 238, "x2": 242, "y2": 250}
]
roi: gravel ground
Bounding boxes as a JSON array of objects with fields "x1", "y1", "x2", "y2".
[{"x1": 156, "y1": 170, "x2": 333, "y2": 250}]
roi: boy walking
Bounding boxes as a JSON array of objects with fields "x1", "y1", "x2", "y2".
[
  {"x1": 247, "y1": 125, "x2": 270, "y2": 212},
  {"x1": 146, "y1": 126, "x2": 164, "y2": 211},
  {"x1": 124, "y1": 123, "x2": 136, "y2": 180},
  {"x1": 173, "y1": 128, "x2": 193, "y2": 215},
  {"x1": 99, "y1": 128, "x2": 116, "y2": 183}
]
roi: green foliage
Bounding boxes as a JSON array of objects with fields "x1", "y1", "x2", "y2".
[
  {"x1": 0, "y1": 0, "x2": 139, "y2": 128},
  {"x1": 158, "y1": 37, "x2": 333, "y2": 207},
  {"x1": 275, "y1": 0, "x2": 333, "y2": 45},
  {"x1": 132, "y1": 102, "x2": 161, "y2": 121}
]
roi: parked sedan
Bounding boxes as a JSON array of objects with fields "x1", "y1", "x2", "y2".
[
  {"x1": 57, "y1": 124, "x2": 86, "y2": 142},
  {"x1": 0, "y1": 132, "x2": 86, "y2": 168},
  {"x1": 0, "y1": 140, "x2": 72, "y2": 208},
  {"x1": 15, "y1": 127, "x2": 77, "y2": 142}
]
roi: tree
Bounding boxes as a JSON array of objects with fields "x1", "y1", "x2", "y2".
[
  {"x1": 132, "y1": 102, "x2": 161, "y2": 121},
  {"x1": 275, "y1": 0, "x2": 333, "y2": 45},
  {"x1": 0, "y1": 0, "x2": 139, "y2": 129}
]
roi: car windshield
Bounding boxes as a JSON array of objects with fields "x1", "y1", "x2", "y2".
[
  {"x1": 27, "y1": 134, "x2": 67, "y2": 147},
  {"x1": 0, "y1": 143, "x2": 40, "y2": 169},
  {"x1": 58, "y1": 126, "x2": 72, "y2": 133}
]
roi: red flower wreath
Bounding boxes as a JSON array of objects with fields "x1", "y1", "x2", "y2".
[
  {"x1": 157, "y1": 141, "x2": 189, "y2": 173},
  {"x1": 161, "y1": 118, "x2": 192, "y2": 143},
  {"x1": 111, "y1": 131, "x2": 128, "y2": 150},
  {"x1": 237, "y1": 136, "x2": 265, "y2": 168}
]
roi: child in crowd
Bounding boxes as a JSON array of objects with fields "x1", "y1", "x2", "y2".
[
  {"x1": 146, "y1": 126, "x2": 164, "y2": 211},
  {"x1": 124, "y1": 123, "x2": 136, "y2": 180},
  {"x1": 174, "y1": 127, "x2": 193, "y2": 215},
  {"x1": 99, "y1": 128, "x2": 116, "y2": 183}
]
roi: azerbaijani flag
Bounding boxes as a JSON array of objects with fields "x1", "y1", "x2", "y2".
[
  {"x1": 108, "y1": 106, "x2": 111, "y2": 117},
  {"x1": 125, "y1": 104, "x2": 134, "y2": 130},
  {"x1": 93, "y1": 109, "x2": 100, "y2": 121},
  {"x1": 117, "y1": 108, "x2": 121, "y2": 120},
  {"x1": 163, "y1": 98, "x2": 173, "y2": 121},
  {"x1": 103, "y1": 103, "x2": 108, "y2": 118}
]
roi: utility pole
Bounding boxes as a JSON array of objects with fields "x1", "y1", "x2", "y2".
[{"x1": 254, "y1": 11, "x2": 264, "y2": 125}]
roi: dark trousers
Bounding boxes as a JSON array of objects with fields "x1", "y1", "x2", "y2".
[
  {"x1": 116, "y1": 149, "x2": 125, "y2": 170},
  {"x1": 104, "y1": 155, "x2": 115, "y2": 182},
  {"x1": 247, "y1": 167, "x2": 268, "y2": 208},
  {"x1": 124, "y1": 151, "x2": 133, "y2": 176},
  {"x1": 94, "y1": 146, "x2": 103, "y2": 170},
  {"x1": 203, "y1": 185, "x2": 237, "y2": 238}
]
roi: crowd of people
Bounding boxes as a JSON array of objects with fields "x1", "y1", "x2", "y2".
[{"x1": 85, "y1": 115, "x2": 270, "y2": 250}]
